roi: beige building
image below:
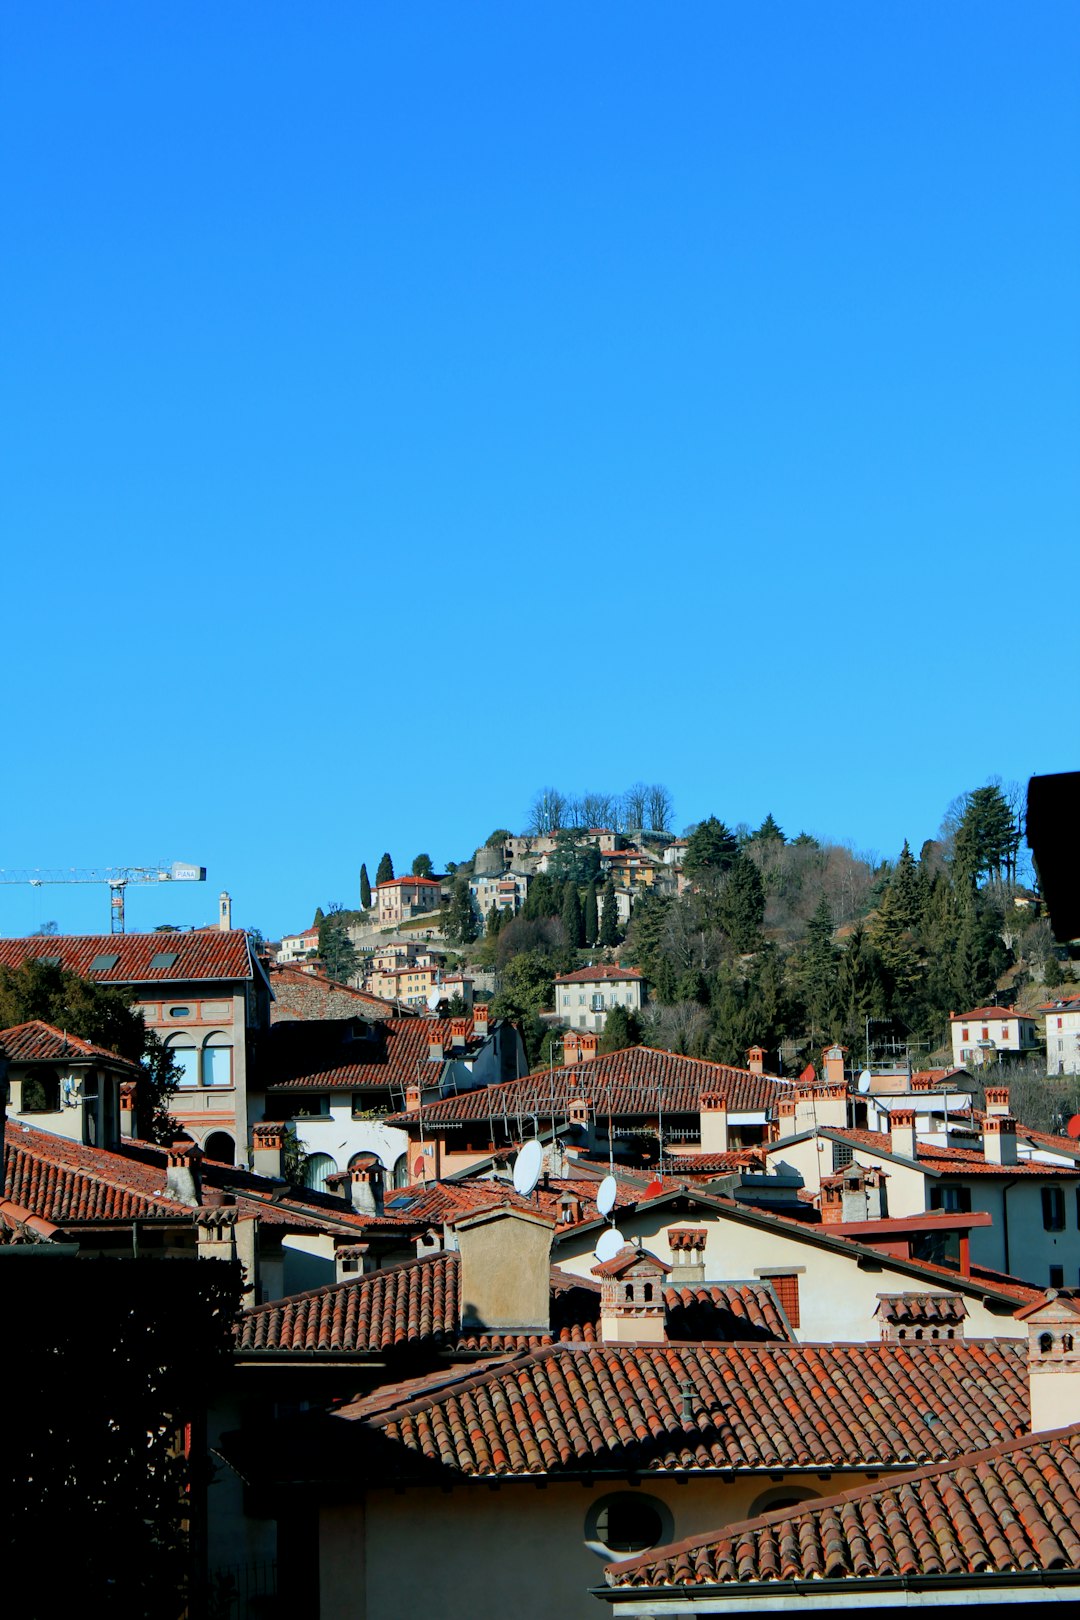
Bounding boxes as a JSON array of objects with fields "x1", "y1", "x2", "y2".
[
  {"x1": 375, "y1": 875, "x2": 442, "y2": 925},
  {"x1": 554, "y1": 963, "x2": 645, "y2": 1031},
  {"x1": 949, "y1": 1005, "x2": 1040, "y2": 1068}
]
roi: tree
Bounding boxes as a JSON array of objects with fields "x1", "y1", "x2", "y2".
[
  {"x1": 485, "y1": 828, "x2": 513, "y2": 849},
  {"x1": 313, "y1": 905, "x2": 326, "y2": 926},
  {"x1": 412, "y1": 853, "x2": 433, "y2": 878},
  {"x1": 318, "y1": 904, "x2": 359, "y2": 983},
  {"x1": 598, "y1": 1004, "x2": 643, "y2": 1053},
  {"x1": 529, "y1": 787, "x2": 568, "y2": 835},
  {"x1": 600, "y1": 880, "x2": 621, "y2": 946},
  {"x1": 716, "y1": 852, "x2": 766, "y2": 951},
  {"x1": 375, "y1": 852, "x2": 394, "y2": 885},
  {"x1": 443, "y1": 877, "x2": 478, "y2": 945},
  {"x1": 522, "y1": 873, "x2": 562, "y2": 921},
  {"x1": 682, "y1": 817, "x2": 739, "y2": 885},
  {"x1": 359, "y1": 865, "x2": 372, "y2": 909},
  {"x1": 489, "y1": 950, "x2": 557, "y2": 1022},
  {"x1": 0, "y1": 958, "x2": 180, "y2": 1143},
  {"x1": 561, "y1": 882, "x2": 584, "y2": 949},
  {"x1": 486, "y1": 902, "x2": 504, "y2": 937},
  {"x1": 547, "y1": 830, "x2": 601, "y2": 886},
  {"x1": 749, "y1": 812, "x2": 785, "y2": 845},
  {"x1": 792, "y1": 897, "x2": 840, "y2": 1040},
  {"x1": 583, "y1": 883, "x2": 599, "y2": 947},
  {"x1": 952, "y1": 785, "x2": 1019, "y2": 888},
  {"x1": 646, "y1": 783, "x2": 674, "y2": 832},
  {"x1": 622, "y1": 783, "x2": 650, "y2": 830}
]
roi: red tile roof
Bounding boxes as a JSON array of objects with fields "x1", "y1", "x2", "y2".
[
  {"x1": 259, "y1": 1017, "x2": 488, "y2": 1092},
  {"x1": 554, "y1": 964, "x2": 644, "y2": 984},
  {"x1": 0, "y1": 930, "x2": 253, "y2": 984},
  {"x1": 0, "y1": 1020, "x2": 142, "y2": 1072},
  {"x1": 333, "y1": 1338, "x2": 1028, "y2": 1478},
  {"x1": 385, "y1": 1047, "x2": 789, "y2": 1127},
  {"x1": 3, "y1": 1122, "x2": 189, "y2": 1223},
  {"x1": 376, "y1": 877, "x2": 441, "y2": 889},
  {"x1": 874, "y1": 1293, "x2": 968, "y2": 1327},
  {"x1": 812, "y1": 1127, "x2": 1080, "y2": 1178},
  {"x1": 606, "y1": 1424, "x2": 1080, "y2": 1591},
  {"x1": 950, "y1": 1006, "x2": 1032, "y2": 1022}
]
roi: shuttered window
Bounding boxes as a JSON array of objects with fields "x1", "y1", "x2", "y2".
[{"x1": 770, "y1": 1274, "x2": 800, "y2": 1328}]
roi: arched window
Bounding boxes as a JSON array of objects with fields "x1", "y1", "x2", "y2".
[
  {"x1": 201, "y1": 1032, "x2": 233, "y2": 1088},
  {"x1": 1065, "y1": 1334, "x2": 1074, "y2": 1354},
  {"x1": 304, "y1": 1153, "x2": 338, "y2": 1195},
  {"x1": 585, "y1": 1493, "x2": 674, "y2": 1557},
  {"x1": 1040, "y1": 1332, "x2": 1054, "y2": 1356},
  {"x1": 392, "y1": 1153, "x2": 410, "y2": 1189},
  {"x1": 625, "y1": 1284, "x2": 634, "y2": 1302},
  {"x1": 21, "y1": 1069, "x2": 60, "y2": 1112},
  {"x1": 348, "y1": 1151, "x2": 383, "y2": 1171},
  {"x1": 203, "y1": 1132, "x2": 235, "y2": 1164},
  {"x1": 165, "y1": 1034, "x2": 199, "y2": 1089},
  {"x1": 748, "y1": 1486, "x2": 820, "y2": 1518},
  {"x1": 642, "y1": 1282, "x2": 654, "y2": 1303}
]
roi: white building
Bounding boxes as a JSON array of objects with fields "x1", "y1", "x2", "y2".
[
  {"x1": 554, "y1": 963, "x2": 646, "y2": 1032},
  {"x1": 469, "y1": 870, "x2": 530, "y2": 921},
  {"x1": 277, "y1": 925, "x2": 320, "y2": 964},
  {"x1": 949, "y1": 1005, "x2": 1040, "y2": 1069},
  {"x1": 1042, "y1": 994, "x2": 1080, "y2": 1075}
]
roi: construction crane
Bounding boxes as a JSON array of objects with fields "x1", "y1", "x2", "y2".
[{"x1": 0, "y1": 862, "x2": 207, "y2": 934}]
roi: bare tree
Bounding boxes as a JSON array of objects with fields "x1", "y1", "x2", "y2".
[
  {"x1": 646, "y1": 783, "x2": 674, "y2": 833},
  {"x1": 623, "y1": 783, "x2": 649, "y2": 831},
  {"x1": 529, "y1": 787, "x2": 568, "y2": 835},
  {"x1": 643, "y1": 1001, "x2": 710, "y2": 1057},
  {"x1": 578, "y1": 791, "x2": 618, "y2": 830}
]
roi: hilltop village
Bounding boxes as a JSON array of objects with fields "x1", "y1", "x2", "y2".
[{"x1": 5, "y1": 775, "x2": 1080, "y2": 1617}]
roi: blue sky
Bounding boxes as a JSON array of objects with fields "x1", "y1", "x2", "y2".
[{"x1": 2, "y1": 2, "x2": 1077, "y2": 940}]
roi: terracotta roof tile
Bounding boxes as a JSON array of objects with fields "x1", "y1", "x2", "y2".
[
  {"x1": 3, "y1": 1122, "x2": 189, "y2": 1223},
  {"x1": 554, "y1": 965, "x2": 644, "y2": 984},
  {"x1": 0, "y1": 1020, "x2": 142, "y2": 1072},
  {"x1": 260, "y1": 1017, "x2": 488, "y2": 1092},
  {"x1": 874, "y1": 1293, "x2": 968, "y2": 1327},
  {"x1": 607, "y1": 1424, "x2": 1080, "y2": 1590},
  {"x1": 0, "y1": 930, "x2": 253, "y2": 983}
]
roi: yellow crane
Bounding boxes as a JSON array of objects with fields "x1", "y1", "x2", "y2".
[{"x1": 0, "y1": 862, "x2": 207, "y2": 933}]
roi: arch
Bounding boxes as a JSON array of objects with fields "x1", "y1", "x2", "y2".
[
  {"x1": 164, "y1": 1032, "x2": 199, "y2": 1089},
  {"x1": 304, "y1": 1152, "x2": 339, "y2": 1195},
  {"x1": 21, "y1": 1068, "x2": 60, "y2": 1112},
  {"x1": 392, "y1": 1153, "x2": 410, "y2": 1189},
  {"x1": 1040, "y1": 1331, "x2": 1054, "y2": 1356},
  {"x1": 348, "y1": 1150, "x2": 384, "y2": 1171},
  {"x1": 747, "y1": 1485, "x2": 820, "y2": 1518},
  {"x1": 203, "y1": 1131, "x2": 235, "y2": 1165},
  {"x1": 200, "y1": 1031, "x2": 233, "y2": 1088},
  {"x1": 585, "y1": 1492, "x2": 674, "y2": 1557}
]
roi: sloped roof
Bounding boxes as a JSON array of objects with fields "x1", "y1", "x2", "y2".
[
  {"x1": 0, "y1": 930, "x2": 253, "y2": 984},
  {"x1": 332, "y1": 1338, "x2": 1028, "y2": 1478},
  {"x1": 0, "y1": 1020, "x2": 142, "y2": 1072},
  {"x1": 875, "y1": 1293, "x2": 968, "y2": 1326},
  {"x1": 554, "y1": 965, "x2": 644, "y2": 984},
  {"x1": 797, "y1": 1126, "x2": 1080, "y2": 1178},
  {"x1": 605, "y1": 1423, "x2": 1080, "y2": 1592},
  {"x1": 950, "y1": 1006, "x2": 1032, "y2": 1022},
  {"x1": 384, "y1": 1047, "x2": 788, "y2": 1127},
  {"x1": 3, "y1": 1122, "x2": 189, "y2": 1222},
  {"x1": 259, "y1": 1017, "x2": 488, "y2": 1092}
]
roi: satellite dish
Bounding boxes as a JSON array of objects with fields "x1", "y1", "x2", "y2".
[
  {"x1": 596, "y1": 1175, "x2": 617, "y2": 1217},
  {"x1": 427, "y1": 989, "x2": 442, "y2": 1010},
  {"x1": 1067, "y1": 1115, "x2": 1080, "y2": 1140},
  {"x1": 513, "y1": 1138, "x2": 543, "y2": 1196},
  {"x1": 594, "y1": 1226, "x2": 625, "y2": 1264},
  {"x1": 644, "y1": 1177, "x2": 663, "y2": 1199},
  {"x1": 412, "y1": 1155, "x2": 426, "y2": 1178},
  {"x1": 858, "y1": 1070, "x2": 872, "y2": 1095}
]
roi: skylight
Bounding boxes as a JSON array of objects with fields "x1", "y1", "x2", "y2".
[
  {"x1": 89, "y1": 953, "x2": 119, "y2": 971},
  {"x1": 149, "y1": 951, "x2": 179, "y2": 970}
]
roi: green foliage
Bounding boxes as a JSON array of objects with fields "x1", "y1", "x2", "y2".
[
  {"x1": 600, "y1": 879, "x2": 621, "y2": 946},
  {"x1": 598, "y1": 1004, "x2": 643, "y2": 1053},
  {"x1": 412, "y1": 852, "x2": 433, "y2": 877},
  {"x1": 318, "y1": 904, "x2": 359, "y2": 983},
  {"x1": 522, "y1": 873, "x2": 562, "y2": 921},
  {"x1": 443, "y1": 877, "x2": 479, "y2": 945},
  {"x1": 0, "y1": 959, "x2": 179, "y2": 1142},
  {"x1": 485, "y1": 828, "x2": 513, "y2": 849},
  {"x1": 584, "y1": 883, "x2": 599, "y2": 947},
  {"x1": 547, "y1": 831, "x2": 601, "y2": 886},
  {"x1": 375, "y1": 852, "x2": 394, "y2": 885},
  {"x1": 715, "y1": 851, "x2": 766, "y2": 950},
  {"x1": 683, "y1": 817, "x2": 739, "y2": 885},
  {"x1": 952, "y1": 785, "x2": 1019, "y2": 887},
  {"x1": 561, "y1": 882, "x2": 584, "y2": 948},
  {"x1": 792, "y1": 897, "x2": 841, "y2": 1040},
  {"x1": 281, "y1": 1122, "x2": 310, "y2": 1184},
  {"x1": 359, "y1": 865, "x2": 372, "y2": 909},
  {"x1": 749, "y1": 812, "x2": 785, "y2": 844},
  {"x1": 489, "y1": 950, "x2": 557, "y2": 1021}
]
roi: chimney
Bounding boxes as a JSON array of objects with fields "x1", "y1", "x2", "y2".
[
  {"x1": 455, "y1": 1204, "x2": 555, "y2": 1334},
  {"x1": 746, "y1": 1045, "x2": 765, "y2": 1075},
  {"x1": 698, "y1": 1093, "x2": 729, "y2": 1155},
  {"x1": 119, "y1": 1081, "x2": 137, "y2": 1139},
  {"x1": 577, "y1": 1033, "x2": 599, "y2": 1063},
  {"x1": 558, "y1": 1191, "x2": 583, "y2": 1225},
  {"x1": 252, "y1": 1122, "x2": 285, "y2": 1180},
  {"x1": 985, "y1": 1086, "x2": 1010, "y2": 1117},
  {"x1": 349, "y1": 1164, "x2": 384, "y2": 1216},
  {"x1": 428, "y1": 1032, "x2": 446, "y2": 1063},
  {"x1": 563, "y1": 1032, "x2": 581, "y2": 1067},
  {"x1": 776, "y1": 1094, "x2": 797, "y2": 1135},
  {"x1": 450, "y1": 1017, "x2": 470, "y2": 1051},
  {"x1": 219, "y1": 891, "x2": 232, "y2": 931},
  {"x1": 890, "y1": 1108, "x2": 917, "y2": 1160},
  {"x1": 668, "y1": 1227, "x2": 707, "y2": 1285},
  {"x1": 166, "y1": 1139, "x2": 201, "y2": 1206},
  {"x1": 822, "y1": 1044, "x2": 846, "y2": 1087},
  {"x1": 335, "y1": 1243, "x2": 369, "y2": 1283},
  {"x1": 592, "y1": 1244, "x2": 671, "y2": 1343},
  {"x1": 795, "y1": 1080, "x2": 848, "y2": 1132},
  {"x1": 911, "y1": 1075, "x2": 933, "y2": 1093},
  {"x1": 840, "y1": 1162, "x2": 871, "y2": 1224},
  {"x1": 473, "y1": 1005, "x2": 490, "y2": 1039},
  {"x1": 983, "y1": 1112, "x2": 1019, "y2": 1166},
  {"x1": 567, "y1": 1096, "x2": 590, "y2": 1127},
  {"x1": 820, "y1": 1176, "x2": 845, "y2": 1225},
  {"x1": 1019, "y1": 1291, "x2": 1080, "y2": 1432}
]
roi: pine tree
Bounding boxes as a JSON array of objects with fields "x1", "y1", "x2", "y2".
[
  {"x1": 376, "y1": 852, "x2": 394, "y2": 885},
  {"x1": 716, "y1": 852, "x2": 766, "y2": 951},
  {"x1": 869, "y1": 842, "x2": 925, "y2": 1005},
  {"x1": 598, "y1": 1004, "x2": 642, "y2": 1053},
  {"x1": 561, "y1": 882, "x2": 584, "y2": 949},
  {"x1": 794, "y1": 897, "x2": 840, "y2": 1040},
  {"x1": 683, "y1": 817, "x2": 739, "y2": 885},
  {"x1": 486, "y1": 903, "x2": 503, "y2": 937},
  {"x1": 359, "y1": 865, "x2": 371, "y2": 910},
  {"x1": 750, "y1": 813, "x2": 785, "y2": 844},
  {"x1": 445, "y1": 878, "x2": 478, "y2": 945},
  {"x1": 599, "y1": 880, "x2": 621, "y2": 947},
  {"x1": 584, "y1": 883, "x2": 599, "y2": 947}
]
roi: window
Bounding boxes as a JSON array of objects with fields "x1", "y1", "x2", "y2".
[
  {"x1": 168, "y1": 1006, "x2": 191, "y2": 1018},
  {"x1": 201, "y1": 1034, "x2": 232, "y2": 1087},
  {"x1": 89, "y1": 953, "x2": 119, "y2": 971},
  {"x1": 591, "y1": 994, "x2": 605, "y2": 1012},
  {"x1": 982, "y1": 1027, "x2": 989, "y2": 1041},
  {"x1": 768, "y1": 1274, "x2": 801, "y2": 1328},
  {"x1": 1050, "y1": 1265, "x2": 1065, "y2": 1289},
  {"x1": 166, "y1": 1036, "x2": 199, "y2": 1088},
  {"x1": 21, "y1": 1069, "x2": 60, "y2": 1112},
  {"x1": 149, "y1": 952, "x2": 179, "y2": 970},
  {"x1": 1043, "y1": 1187, "x2": 1066, "y2": 1232},
  {"x1": 304, "y1": 1153, "x2": 338, "y2": 1195},
  {"x1": 961, "y1": 1027, "x2": 969, "y2": 1042},
  {"x1": 1000, "y1": 1027, "x2": 1009, "y2": 1041},
  {"x1": 585, "y1": 1493, "x2": 673, "y2": 1556},
  {"x1": 929, "y1": 1184, "x2": 971, "y2": 1214},
  {"x1": 832, "y1": 1140, "x2": 854, "y2": 1172}
]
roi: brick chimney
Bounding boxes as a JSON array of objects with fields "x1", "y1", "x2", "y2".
[
  {"x1": 983, "y1": 1112, "x2": 1019, "y2": 1166},
  {"x1": 820, "y1": 1176, "x2": 845, "y2": 1225},
  {"x1": 822, "y1": 1044, "x2": 846, "y2": 1086},
  {"x1": 890, "y1": 1108, "x2": 917, "y2": 1160},
  {"x1": 428, "y1": 1032, "x2": 447, "y2": 1062},
  {"x1": 1017, "y1": 1291, "x2": 1080, "y2": 1432},
  {"x1": 911, "y1": 1074, "x2": 933, "y2": 1093},
  {"x1": 668, "y1": 1227, "x2": 707, "y2": 1285},
  {"x1": 455, "y1": 1204, "x2": 555, "y2": 1335},
  {"x1": 577, "y1": 1033, "x2": 599, "y2": 1063},
  {"x1": 119, "y1": 1081, "x2": 137, "y2": 1139},
  {"x1": 985, "y1": 1086, "x2": 1011, "y2": 1117},
  {"x1": 335, "y1": 1243, "x2": 369, "y2": 1283},
  {"x1": 567, "y1": 1096, "x2": 590, "y2": 1127},
  {"x1": 349, "y1": 1163, "x2": 384, "y2": 1216},
  {"x1": 835, "y1": 1161, "x2": 888, "y2": 1223},
  {"x1": 472, "y1": 1005, "x2": 490, "y2": 1039},
  {"x1": 563, "y1": 1032, "x2": 581, "y2": 1067},
  {"x1": 776, "y1": 1094, "x2": 797, "y2": 1135},
  {"x1": 450, "y1": 1017, "x2": 469, "y2": 1051},
  {"x1": 746, "y1": 1045, "x2": 765, "y2": 1075},
  {"x1": 592, "y1": 1244, "x2": 671, "y2": 1343},
  {"x1": 698, "y1": 1093, "x2": 729, "y2": 1155},
  {"x1": 166, "y1": 1139, "x2": 201, "y2": 1206},
  {"x1": 252, "y1": 1122, "x2": 285, "y2": 1180}
]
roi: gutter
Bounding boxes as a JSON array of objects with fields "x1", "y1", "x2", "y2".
[
  {"x1": 590, "y1": 1566, "x2": 1080, "y2": 1606},
  {"x1": 1000, "y1": 1176, "x2": 1018, "y2": 1275}
]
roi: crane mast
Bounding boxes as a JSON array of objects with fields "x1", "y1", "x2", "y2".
[{"x1": 0, "y1": 863, "x2": 207, "y2": 933}]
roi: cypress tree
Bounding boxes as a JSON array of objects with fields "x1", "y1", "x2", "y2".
[
  {"x1": 359, "y1": 865, "x2": 371, "y2": 910},
  {"x1": 486, "y1": 903, "x2": 503, "y2": 937},
  {"x1": 562, "y1": 882, "x2": 584, "y2": 949},
  {"x1": 716, "y1": 852, "x2": 766, "y2": 951},
  {"x1": 599, "y1": 880, "x2": 620, "y2": 946},
  {"x1": 376, "y1": 852, "x2": 394, "y2": 885},
  {"x1": 583, "y1": 883, "x2": 599, "y2": 947}
]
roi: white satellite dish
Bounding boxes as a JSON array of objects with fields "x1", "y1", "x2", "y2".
[
  {"x1": 857, "y1": 1069, "x2": 872, "y2": 1095},
  {"x1": 427, "y1": 988, "x2": 442, "y2": 1010},
  {"x1": 594, "y1": 1226, "x2": 625, "y2": 1264},
  {"x1": 596, "y1": 1175, "x2": 617, "y2": 1218},
  {"x1": 513, "y1": 1139, "x2": 544, "y2": 1197}
]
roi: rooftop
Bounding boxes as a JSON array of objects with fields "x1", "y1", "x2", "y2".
[
  {"x1": 0, "y1": 1020, "x2": 143, "y2": 1072},
  {"x1": 0, "y1": 930, "x2": 254, "y2": 984},
  {"x1": 259, "y1": 1016, "x2": 491, "y2": 1093},
  {"x1": 554, "y1": 964, "x2": 644, "y2": 984}
]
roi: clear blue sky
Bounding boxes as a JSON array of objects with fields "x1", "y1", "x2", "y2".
[{"x1": 2, "y1": 2, "x2": 1077, "y2": 939}]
